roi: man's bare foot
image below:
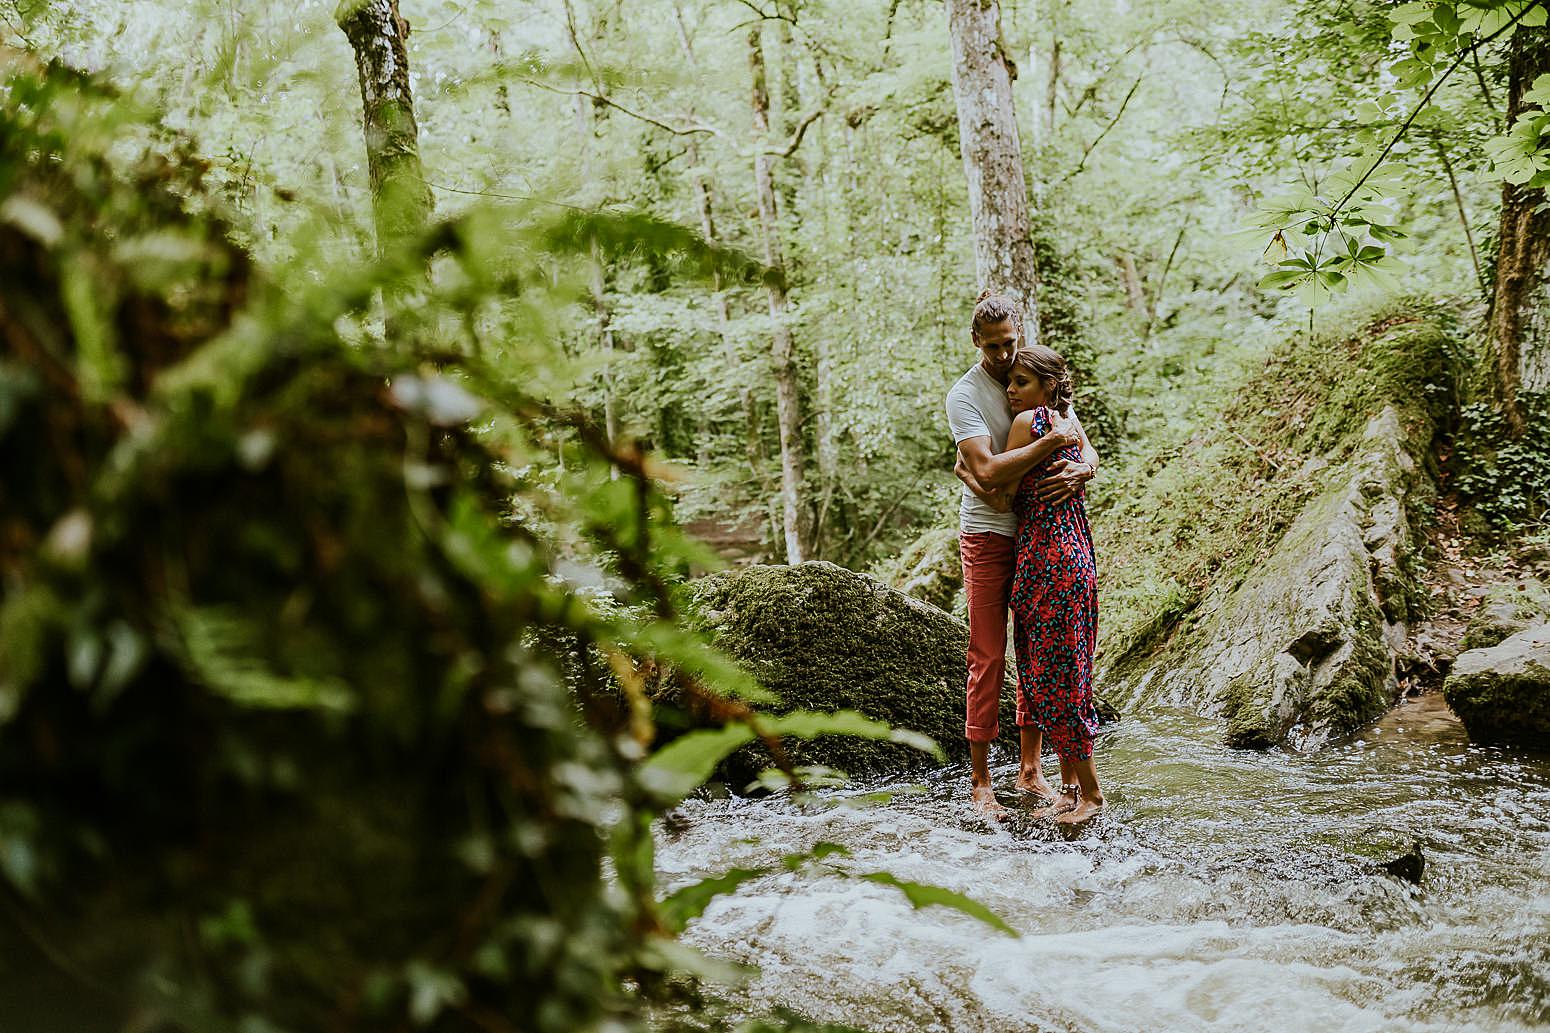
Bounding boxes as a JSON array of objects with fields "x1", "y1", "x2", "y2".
[
  {"x1": 1031, "y1": 787, "x2": 1078, "y2": 819},
  {"x1": 1015, "y1": 769, "x2": 1056, "y2": 801},
  {"x1": 970, "y1": 783, "x2": 1010, "y2": 821},
  {"x1": 1055, "y1": 797, "x2": 1105, "y2": 825}
]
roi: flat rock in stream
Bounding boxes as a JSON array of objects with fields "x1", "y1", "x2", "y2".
[
  {"x1": 1443, "y1": 624, "x2": 1550, "y2": 747},
  {"x1": 678, "y1": 561, "x2": 1117, "y2": 780}
]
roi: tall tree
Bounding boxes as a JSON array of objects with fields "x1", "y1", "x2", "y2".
[
  {"x1": 335, "y1": 0, "x2": 432, "y2": 254},
  {"x1": 944, "y1": 0, "x2": 1041, "y2": 336},
  {"x1": 1488, "y1": 26, "x2": 1550, "y2": 433},
  {"x1": 749, "y1": 23, "x2": 813, "y2": 564}
]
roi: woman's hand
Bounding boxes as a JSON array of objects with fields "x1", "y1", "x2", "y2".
[{"x1": 985, "y1": 486, "x2": 1013, "y2": 513}]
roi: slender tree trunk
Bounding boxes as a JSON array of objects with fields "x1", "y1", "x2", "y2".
[
  {"x1": 944, "y1": 0, "x2": 1041, "y2": 337},
  {"x1": 1489, "y1": 27, "x2": 1550, "y2": 433},
  {"x1": 335, "y1": 0, "x2": 432, "y2": 255},
  {"x1": 749, "y1": 25, "x2": 811, "y2": 564},
  {"x1": 674, "y1": 1, "x2": 767, "y2": 484},
  {"x1": 1045, "y1": 38, "x2": 1062, "y2": 139},
  {"x1": 1434, "y1": 138, "x2": 1485, "y2": 298},
  {"x1": 1115, "y1": 252, "x2": 1146, "y2": 315}
]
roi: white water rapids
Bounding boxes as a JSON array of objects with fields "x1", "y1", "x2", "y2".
[{"x1": 653, "y1": 701, "x2": 1550, "y2": 1033}]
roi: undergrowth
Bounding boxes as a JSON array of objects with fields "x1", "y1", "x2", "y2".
[{"x1": 1453, "y1": 392, "x2": 1550, "y2": 536}]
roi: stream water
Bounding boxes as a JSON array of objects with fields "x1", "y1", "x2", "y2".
[{"x1": 654, "y1": 698, "x2": 1550, "y2": 1033}]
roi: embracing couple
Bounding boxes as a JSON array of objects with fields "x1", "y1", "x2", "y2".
[{"x1": 945, "y1": 290, "x2": 1106, "y2": 825}]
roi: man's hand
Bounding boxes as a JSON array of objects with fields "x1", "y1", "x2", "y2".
[{"x1": 1033, "y1": 458, "x2": 1094, "y2": 505}]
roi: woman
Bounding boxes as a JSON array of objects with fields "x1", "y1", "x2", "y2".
[{"x1": 1000, "y1": 345, "x2": 1105, "y2": 824}]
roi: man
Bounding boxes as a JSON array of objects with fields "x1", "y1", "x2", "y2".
[{"x1": 944, "y1": 292, "x2": 1098, "y2": 818}]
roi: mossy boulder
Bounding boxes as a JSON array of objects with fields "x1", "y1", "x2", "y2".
[
  {"x1": 1460, "y1": 578, "x2": 1550, "y2": 652},
  {"x1": 681, "y1": 561, "x2": 1014, "y2": 778},
  {"x1": 1116, "y1": 410, "x2": 1416, "y2": 749},
  {"x1": 679, "y1": 561, "x2": 1117, "y2": 781},
  {"x1": 873, "y1": 525, "x2": 964, "y2": 615},
  {"x1": 1444, "y1": 625, "x2": 1550, "y2": 747},
  {"x1": 1098, "y1": 307, "x2": 1456, "y2": 750}
]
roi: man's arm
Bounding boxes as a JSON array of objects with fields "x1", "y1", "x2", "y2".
[
  {"x1": 957, "y1": 426, "x2": 1074, "y2": 491},
  {"x1": 954, "y1": 450, "x2": 1011, "y2": 511}
]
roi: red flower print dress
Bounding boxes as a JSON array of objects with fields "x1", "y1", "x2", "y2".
[{"x1": 1009, "y1": 406, "x2": 1100, "y2": 763}]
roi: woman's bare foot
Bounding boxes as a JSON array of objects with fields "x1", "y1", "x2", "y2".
[
  {"x1": 1031, "y1": 786, "x2": 1078, "y2": 819},
  {"x1": 971, "y1": 783, "x2": 1010, "y2": 821},
  {"x1": 1055, "y1": 796, "x2": 1104, "y2": 825},
  {"x1": 1015, "y1": 768, "x2": 1056, "y2": 801}
]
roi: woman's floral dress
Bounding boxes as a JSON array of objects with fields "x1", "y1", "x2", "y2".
[{"x1": 1010, "y1": 406, "x2": 1100, "y2": 763}]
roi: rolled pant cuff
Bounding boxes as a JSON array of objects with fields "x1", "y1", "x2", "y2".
[{"x1": 965, "y1": 723, "x2": 1000, "y2": 742}]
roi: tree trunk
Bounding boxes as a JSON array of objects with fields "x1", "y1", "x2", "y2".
[
  {"x1": 1489, "y1": 27, "x2": 1550, "y2": 433},
  {"x1": 674, "y1": 1, "x2": 768, "y2": 486},
  {"x1": 335, "y1": 0, "x2": 432, "y2": 254},
  {"x1": 944, "y1": 0, "x2": 1041, "y2": 338},
  {"x1": 749, "y1": 25, "x2": 811, "y2": 564},
  {"x1": 1115, "y1": 252, "x2": 1146, "y2": 315}
]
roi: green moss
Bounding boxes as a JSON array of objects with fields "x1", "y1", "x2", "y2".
[
  {"x1": 1460, "y1": 579, "x2": 1550, "y2": 651},
  {"x1": 1444, "y1": 656, "x2": 1550, "y2": 746},
  {"x1": 1221, "y1": 667, "x2": 1279, "y2": 749},
  {"x1": 871, "y1": 526, "x2": 964, "y2": 615}
]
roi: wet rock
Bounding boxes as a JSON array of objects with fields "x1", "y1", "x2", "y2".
[
  {"x1": 1109, "y1": 409, "x2": 1424, "y2": 750},
  {"x1": 1443, "y1": 624, "x2": 1550, "y2": 747},
  {"x1": 1379, "y1": 841, "x2": 1425, "y2": 885},
  {"x1": 678, "y1": 561, "x2": 1117, "y2": 780}
]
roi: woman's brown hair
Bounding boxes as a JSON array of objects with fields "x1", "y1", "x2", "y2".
[{"x1": 1011, "y1": 344, "x2": 1074, "y2": 417}]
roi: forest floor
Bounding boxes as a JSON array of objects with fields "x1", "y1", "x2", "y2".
[{"x1": 1401, "y1": 456, "x2": 1548, "y2": 715}]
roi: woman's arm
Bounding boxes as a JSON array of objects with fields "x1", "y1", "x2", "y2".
[
  {"x1": 1075, "y1": 414, "x2": 1099, "y2": 472},
  {"x1": 1032, "y1": 411, "x2": 1098, "y2": 503}
]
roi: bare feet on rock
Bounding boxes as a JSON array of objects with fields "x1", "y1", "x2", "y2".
[
  {"x1": 1015, "y1": 768, "x2": 1057, "y2": 801},
  {"x1": 970, "y1": 783, "x2": 1010, "y2": 821},
  {"x1": 1031, "y1": 786, "x2": 1079, "y2": 820},
  {"x1": 1056, "y1": 796, "x2": 1105, "y2": 825}
]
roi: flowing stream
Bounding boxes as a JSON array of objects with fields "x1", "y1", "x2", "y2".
[{"x1": 654, "y1": 697, "x2": 1550, "y2": 1033}]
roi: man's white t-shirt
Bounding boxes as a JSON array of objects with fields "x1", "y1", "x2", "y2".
[{"x1": 945, "y1": 363, "x2": 1078, "y2": 537}]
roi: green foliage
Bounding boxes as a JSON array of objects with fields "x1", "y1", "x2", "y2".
[
  {"x1": 1454, "y1": 392, "x2": 1550, "y2": 531},
  {"x1": 857, "y1": 872, "x2": 1019, "y2": 937},
  {"x1": 1250, "y1": 0, "x2": 1537, "y2": 308},
  {"x1": 0, "y1": 51, "x2": 962, "y2": 1033}
]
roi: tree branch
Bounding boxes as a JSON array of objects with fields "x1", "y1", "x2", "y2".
[
  {"x1": 1057, "y1": 75, "x2": 1143, "y2": 184},
  {"x1": 514, "y1": 77, "x2": 721, "y2": 137},
  {"x1": 765, "y1": 106, "x2": 825, "y2": 156},
  {"x1": 1321, "y1": 0, "x2": 1545, "y2": 241}
]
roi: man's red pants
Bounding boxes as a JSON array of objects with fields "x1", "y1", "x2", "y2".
[{"x1": 961, "y1": 531, "x2": 1016, "y2": 742}]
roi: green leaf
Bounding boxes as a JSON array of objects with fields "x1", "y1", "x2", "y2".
[
  {"x1": 1257, "y1": 270, "x2": 1307, "y2": 290},
  {"x1": 659, "y1": 866, "x2": 769, "y2": 933},
  {"x1": 762, "y1": 709, "x2": 944, "y2": 761},
  {"x1": 1389, "y1": 2, "x2": 1436, "y2": 26},
  {"x1": 639, "y1": 723, "x2": 756, "y2": 800},
  {"x1": 783, "y1": 840, "x2": 850, "y2": 869},
  {"x1": 860, "y1": 872, "x2": 1019, "y2": 937}
]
